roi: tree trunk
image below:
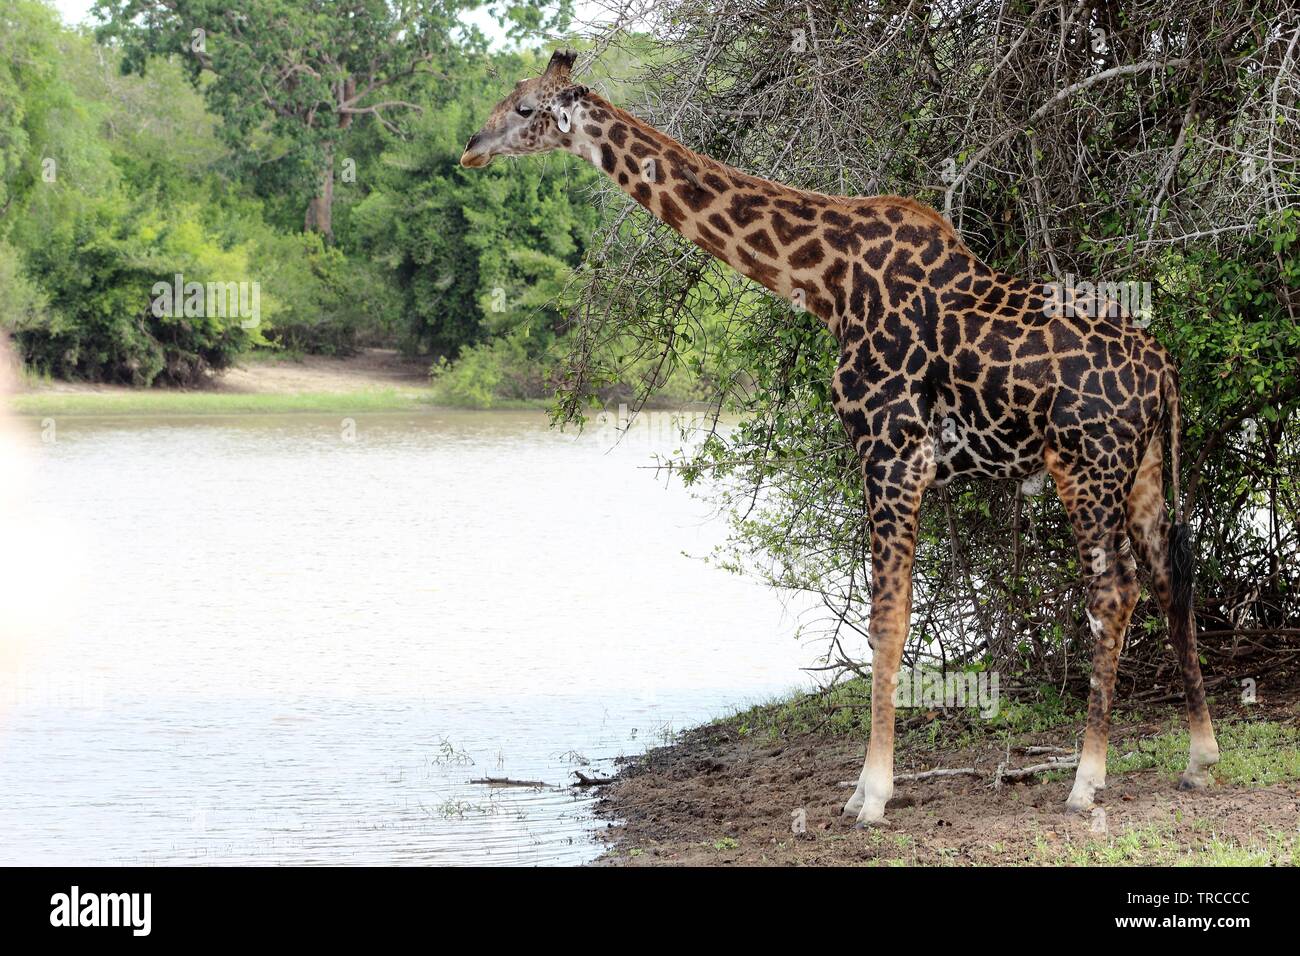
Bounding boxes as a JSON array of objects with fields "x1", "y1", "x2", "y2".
[
  {"x1": 304, "y1": 78, "x2": 355, "y2": 240},
  {"x1": 304, "y1": 148, "x2": 335, "y2": 239}
]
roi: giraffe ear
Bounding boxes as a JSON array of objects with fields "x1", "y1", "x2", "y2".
[
  {"x1": 556, "y1": 107, "x2": 572, "y2": 133},
  {"x1": 545, "y1": 49, "x2": 578, "y2": 80}
]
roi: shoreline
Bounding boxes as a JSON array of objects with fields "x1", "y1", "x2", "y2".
[
  {"x1": 10, "y1": 347, "x2": 444, "y2": 417},
  {"x1": 8, "y1": 348, "x2": 705, "y2": 417},
  {"x1": 592, "y1": 679, "x2": 1300, "y2": 866},
  {"x1": 8, "y1": 389, "x2": 444, "y2": 417}
]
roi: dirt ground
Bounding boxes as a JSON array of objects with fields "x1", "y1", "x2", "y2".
[
  {"x1": 595, "y1": 693, "x2": 1300, "y2": 866},
  {"x1": 23, "y1": 348, "x2": 431, "y2": 395}
]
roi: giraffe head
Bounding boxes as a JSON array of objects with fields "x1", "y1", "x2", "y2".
[{"x1": 459, "y1": 50, "x2": 589, "y2": 168}]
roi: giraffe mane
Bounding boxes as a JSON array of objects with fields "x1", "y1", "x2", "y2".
[
  {"x1": 840, "y1": 195, "x2": 977, "y2": 259},
  {"x1": 581, "y1": 95, "x2": 978, "y2": 263}
]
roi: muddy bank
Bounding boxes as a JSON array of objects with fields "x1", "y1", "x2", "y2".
[{"x1": 594, "y1": 689, "x2": 1300, "y2": 866}]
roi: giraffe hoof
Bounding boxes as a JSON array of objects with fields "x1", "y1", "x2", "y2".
[
  {"x1": 1177, "y1": 769, "x2": 1214, "y2": 791},
  {"x1": 1064, "y1": 793, "x2": 1095, "y2": 815},
  {"x1": 852, "y1": 802, "x2": 886, "y2": 827}
]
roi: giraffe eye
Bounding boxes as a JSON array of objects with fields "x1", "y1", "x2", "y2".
[{"x1": 516, "y1": 105, "x2": 534, "y2": 117}]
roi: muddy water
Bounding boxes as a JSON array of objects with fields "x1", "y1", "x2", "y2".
[{"x1": 0, "y1": 410, "x2": 815, "y2": 865}]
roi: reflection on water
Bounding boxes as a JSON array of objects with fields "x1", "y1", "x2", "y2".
[{"x1": 0, "y1": 410, "x2": 814, "y2": 865}]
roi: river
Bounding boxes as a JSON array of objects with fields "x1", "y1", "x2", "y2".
[{"x1": 0, "y1": 409, "x2": 816, "y2": 865}]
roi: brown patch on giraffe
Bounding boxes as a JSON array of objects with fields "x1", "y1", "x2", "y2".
[
  {"x1": 674, "y1": 182, "x2": 716, "y2": 212},
  {"x1": 775, "y1": 197, "x2": 819, "y2": 221},
  {"x1": 744, "y1": 229, "x2": 778, "y2": 259},
  {"x1": 789, "y1": 238, "x2": 824, "y2": 270},
  {"x1": 696, "y1": 224, "x2": 727, "y2": 254},
  {"x1": 770, "y1": 211, "x2": 816, "y2": 245},
  {"x1": 657, "y1": 192, "x2": 686, "y2": 229},
  {"x1": 599, "y1": 143, "x2": 617, "y2": 173},
  {"x1": 727, "y1": 193, "x2": 769, "y2": 227}
]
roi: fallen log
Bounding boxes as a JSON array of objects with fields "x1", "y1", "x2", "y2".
[
  {"x1": 895, "y1": 767, "x2": 981, "y2": 782},
  {"x1": 571, "y1": 771, "x2": 615, "y2": 787},
  {"x1": 468, "y1": 777, "x2": 551, "y2": 788}
]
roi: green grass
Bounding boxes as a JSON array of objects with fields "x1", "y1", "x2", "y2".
[
  {"x1": 718, "y1": 675, "x2": 1086, "y2": 749},
  {"x1": 1044, "y1": 821, "x2": 1300, "y2": 866},
  {"x1": 10, "y1": 387, "x2": 436, "y2": 417},
  {"x1": 710, "y1": 675, "x2": 1300, "y2": 791},
  {"x1": 1111, "y1": 716, "x2": 1300, "y2": 787}
]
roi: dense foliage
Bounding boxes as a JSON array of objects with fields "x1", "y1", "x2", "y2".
[
  {"x1": 0, "y1": 0, "x2": 599, "y2": 387},
  {"x1": 559, "y1": 1, "x2": 1300, "y2": 693}
]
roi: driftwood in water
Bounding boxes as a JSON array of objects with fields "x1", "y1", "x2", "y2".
[
  {"x1": 571, "y1": 771, "x2": 615, "y2": 787},
  {"x1": 469, "y1": 777, "x2": 551, "y2": 788}
]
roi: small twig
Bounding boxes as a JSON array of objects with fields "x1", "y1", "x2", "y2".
[
  {"x1": 997, "y1": 755, "x2": 1079, "y2": 784},
  {"x1": 895, "y1": 767, "x2": 981, "y2": 782},
  {"x1": 838, "y1": 766, "x2": 980, "y2": 787}
]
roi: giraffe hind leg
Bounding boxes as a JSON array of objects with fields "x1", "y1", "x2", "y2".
[{"x1": 1127, "y1": 436, "x2": 1219, "y2": 788}]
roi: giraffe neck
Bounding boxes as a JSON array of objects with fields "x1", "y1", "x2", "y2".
[
  {"x1": 564, "y1": 95, "x2": 807, "y2": 302},
  {"x1": 563, "y1": 95, "x2": 985, "y2": 338}
]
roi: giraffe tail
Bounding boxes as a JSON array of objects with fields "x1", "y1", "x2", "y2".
[{"x1": 1163, "y1": 368, "x2": 1194, "y2": 629}]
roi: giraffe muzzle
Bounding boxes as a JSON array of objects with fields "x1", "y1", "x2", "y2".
[{"x1": 460, "y1": 133, "x2": 493, "y2": 168}]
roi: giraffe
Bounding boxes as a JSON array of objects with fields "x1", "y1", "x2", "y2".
[{"x1": 461, "y1": 50, "x2": 1220, "y2": 825}]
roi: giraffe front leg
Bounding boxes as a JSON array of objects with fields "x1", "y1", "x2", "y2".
[
  {"x1": 844, "y1": 586, "x2": 910, "y2": 825},
  {"x1": 843, "y1": 449, "x2": 929, "y2": 826}
]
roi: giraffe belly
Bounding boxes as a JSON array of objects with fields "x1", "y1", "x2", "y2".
[{"x1": 930, "y1": 406, "x2": 1046, "y2": 487}]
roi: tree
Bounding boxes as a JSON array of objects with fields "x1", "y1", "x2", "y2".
[
  {"x1": 92, "y1": 0, "x2": 477, "y2": 238},
  {"x1": 0, "y1": 0, "x2": 69, "y2": 228},
  {"x1": 561, "y1": 1, "x2": 1300, "y2": 694}
]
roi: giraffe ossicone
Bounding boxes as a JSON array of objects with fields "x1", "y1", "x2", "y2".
[{"x1": 461, "y1": 50, "x2": 1220, "y2": 825}]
